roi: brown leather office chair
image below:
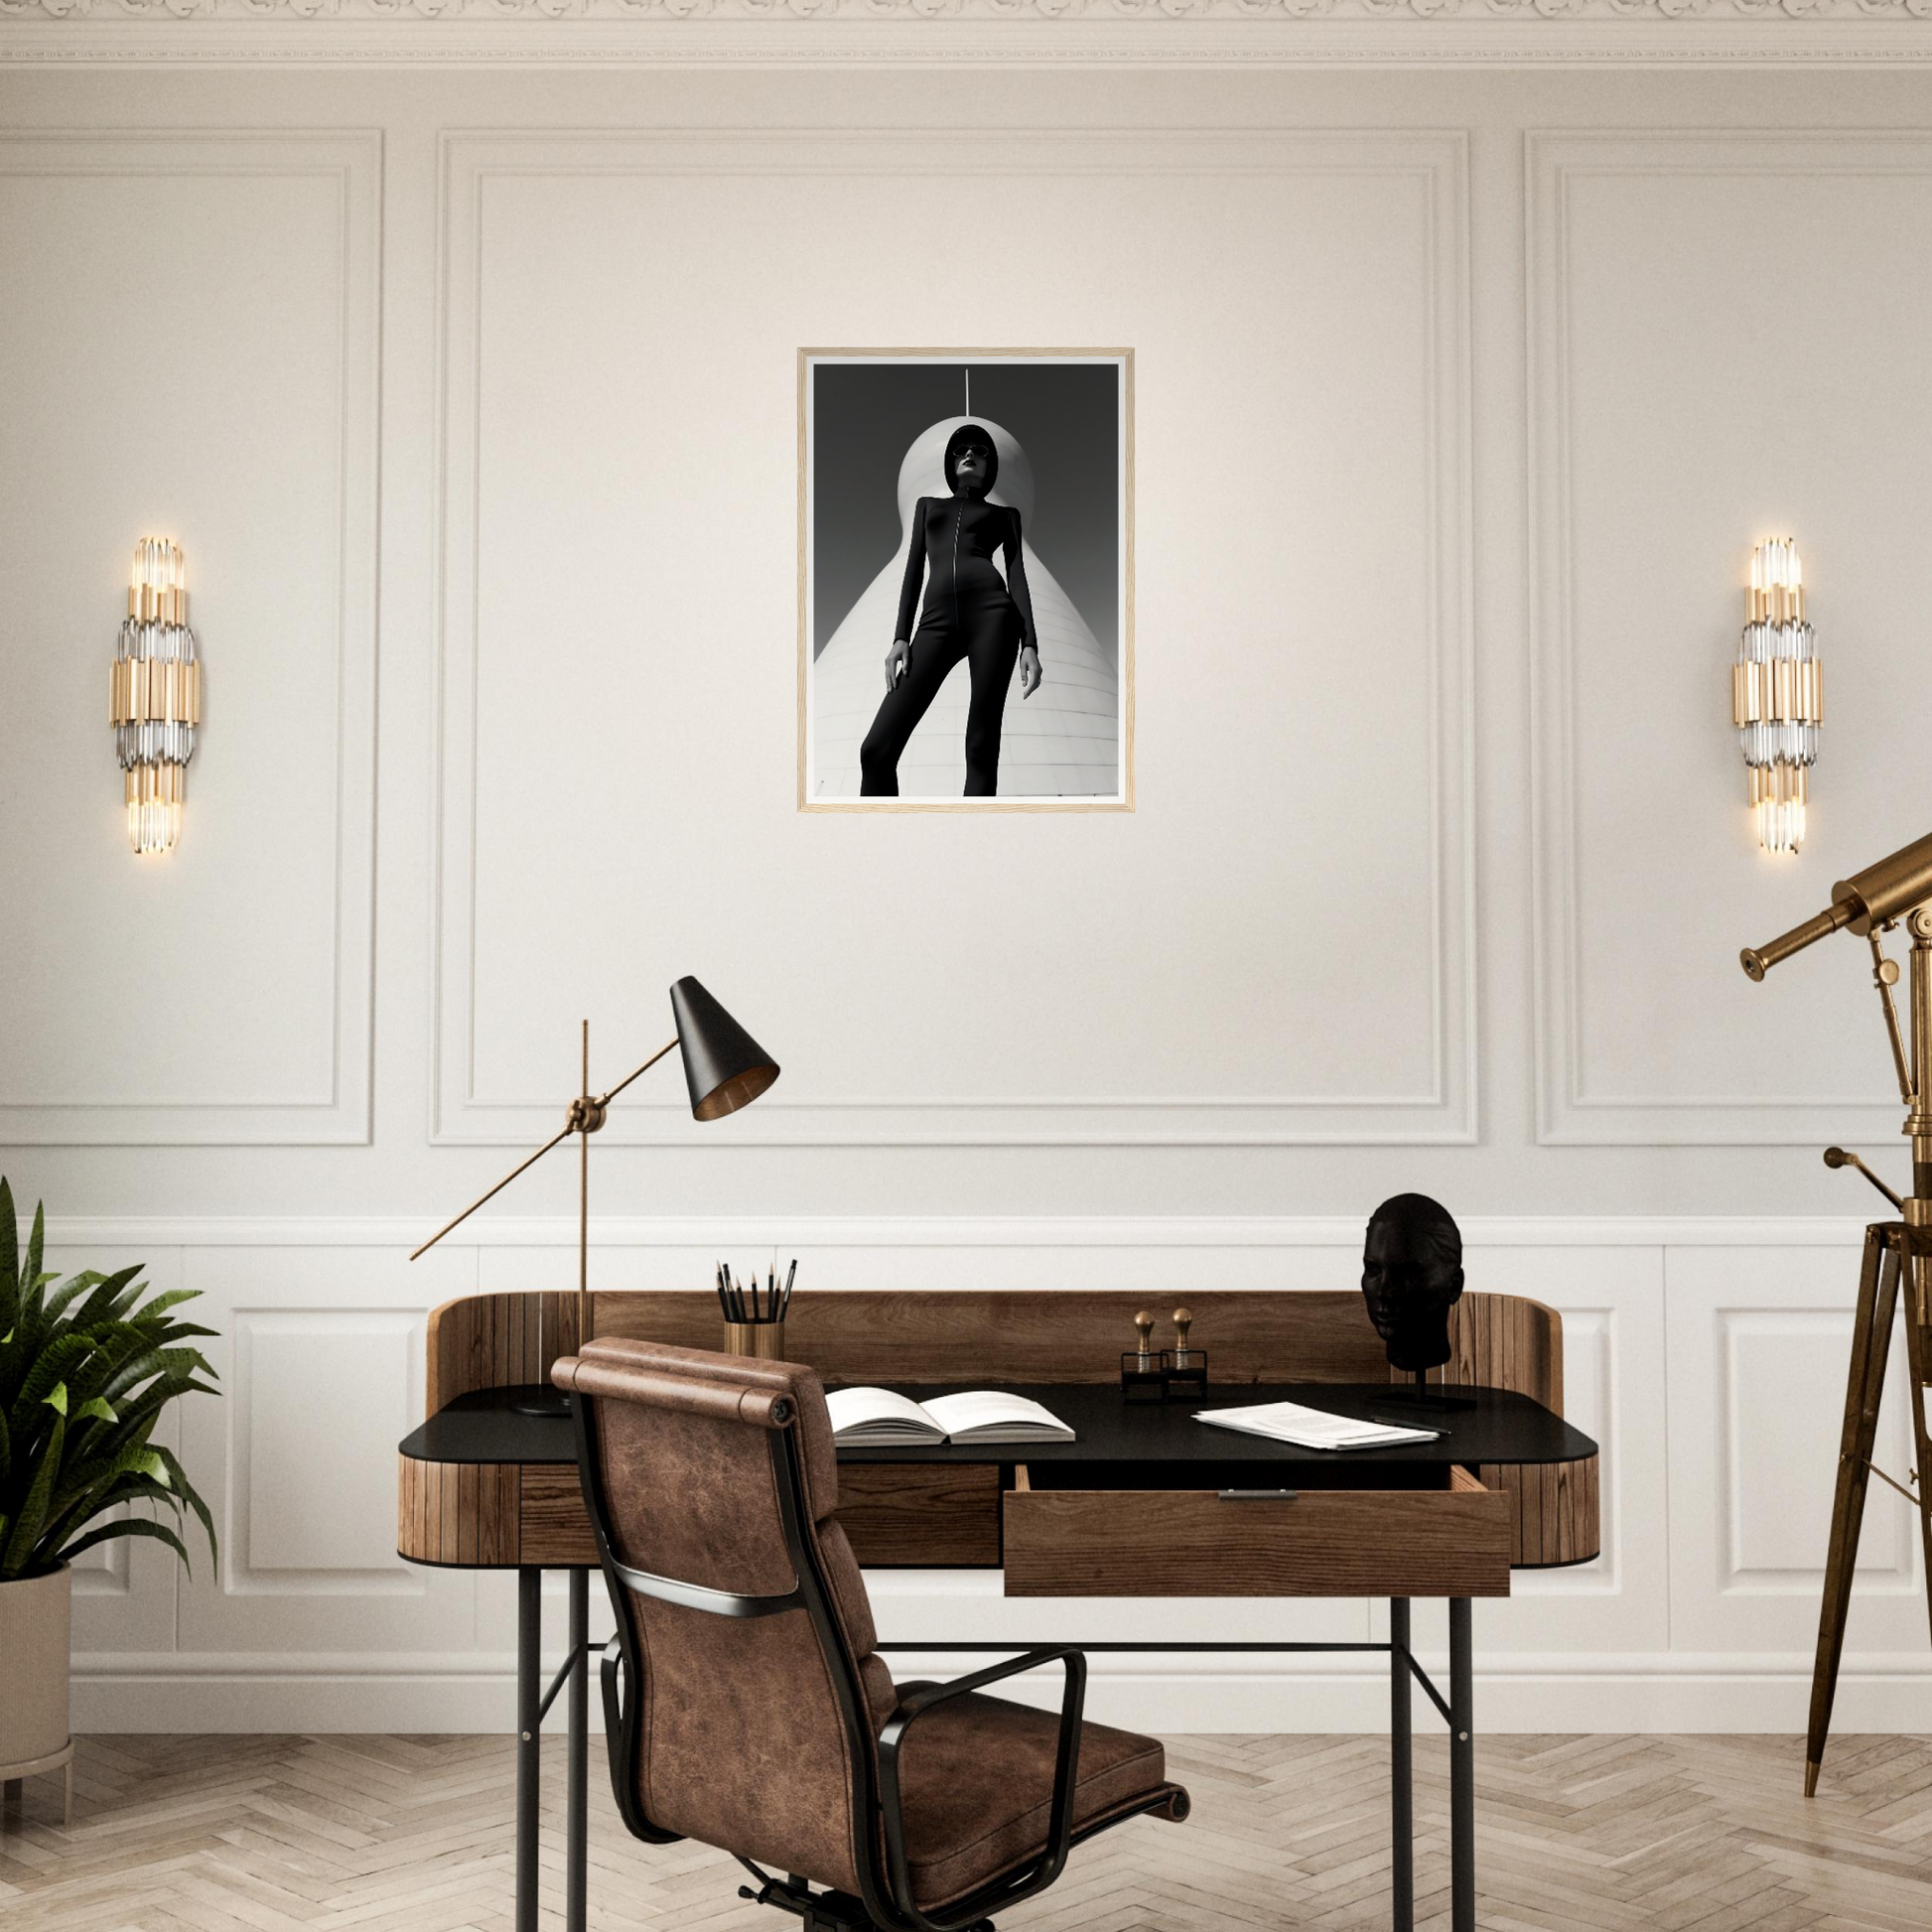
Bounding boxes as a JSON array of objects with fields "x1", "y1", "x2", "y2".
[{"x1": 552, "y1": 1338, "x2": 1188, "y2": 1932}]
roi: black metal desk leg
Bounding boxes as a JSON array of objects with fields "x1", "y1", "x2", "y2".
[
  {"x1": 1449, "y1": 1597, "x2": 1474, "y2": 1932},
  {"x1": 1390, "y1": 1598, "x2": 1413, "y2": 1932},
  {"x1": 516, "y1": 1568, "x2": 541, "y2": 1932},
  {"x1": 568, "y1": 1569, "x2": 589, "y2": 1932}
]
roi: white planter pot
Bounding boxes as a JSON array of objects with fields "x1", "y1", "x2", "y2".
[{"x1": 0, "y1": 1564, "x2": 71, "y2": 1775}]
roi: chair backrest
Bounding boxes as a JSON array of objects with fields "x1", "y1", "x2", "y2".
[{"x1": 552, "y1": 1338, "x2": 897, "y2": 1895}]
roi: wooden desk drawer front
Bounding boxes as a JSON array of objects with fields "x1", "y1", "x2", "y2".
[
  {"x1": 1003, "y1": 1465, "x2": 1511, "y2": 1598},
  {"x1": 835, "y1": 1463, "x2": 1001, "y2": 1567}
]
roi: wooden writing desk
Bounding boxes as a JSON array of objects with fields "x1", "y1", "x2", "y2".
[{"x1": 398, "y1": 1290, "x2": 1598, "y2": 1932}]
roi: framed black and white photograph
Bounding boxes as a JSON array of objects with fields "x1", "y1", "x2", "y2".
[{"x1": 799, "y1": 348, "x2": 1133, "y2": 810}]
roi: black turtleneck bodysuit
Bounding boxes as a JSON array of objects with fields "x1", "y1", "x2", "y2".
[{"x1": 859, "y1": 492, "x2": 1037, "y2": 798}]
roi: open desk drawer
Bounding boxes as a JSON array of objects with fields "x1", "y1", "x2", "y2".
[{"x1": 1003, "y1": 1462, "x2": 1511, "y2": 1598}]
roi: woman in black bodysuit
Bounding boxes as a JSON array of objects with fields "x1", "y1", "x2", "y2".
[{"x1": 859, "y1": 424, "x2": 1041, "y2": 797}]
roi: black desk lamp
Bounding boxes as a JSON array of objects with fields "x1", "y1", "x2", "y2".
[{"x1": 410, "y1": 975, "x2": 779, "y2": 1415}]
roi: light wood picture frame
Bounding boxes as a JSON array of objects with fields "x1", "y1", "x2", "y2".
[{"x1": 798, "y1": 347, "x2": 1134, "y2": 813}]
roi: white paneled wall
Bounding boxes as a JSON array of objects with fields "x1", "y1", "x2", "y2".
[
  {"x1": 9, "y1": 57, "x2": 1932, "y2": 1737},
  {"x1": 43, "y1": 1216, "x2": 1927, "y2": 1733}
]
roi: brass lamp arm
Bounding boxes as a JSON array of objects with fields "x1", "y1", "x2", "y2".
[
  {"x1": 595, "y1": 1035, "x2": 679, "y2": 1112},
  {"x1": 409, "y1": 1120, "x2": 578, "y2": 1261},
  {"x1": 408, "y1": 1033, "x2": 678, "y2": 1263}
]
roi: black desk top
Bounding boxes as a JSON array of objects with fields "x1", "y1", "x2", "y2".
[{"x1": 400, "y1": 1382, "x2": 1595, "y2": 1470}]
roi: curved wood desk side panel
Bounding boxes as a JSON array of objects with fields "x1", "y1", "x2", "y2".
[
  {"x1": 412, "y1": 1289, "x2": 1596, "y2": 1570},
  {"x1": 1440, "y1": 1294, "x2": 1563, "y2": 1415},
  {"x1": 1435, "y1": 1293, "x2": 1594, "y2": 1565}
]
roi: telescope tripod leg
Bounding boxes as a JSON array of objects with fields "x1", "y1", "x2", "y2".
[
  {"x1": 1805, "y1": 1226, "x2": 1901, "y2": 1796},
  {"x1": 1901, "y1": 1248, "x2": 1932, "y2": 1661}
]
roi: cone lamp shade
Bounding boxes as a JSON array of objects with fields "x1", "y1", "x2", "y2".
[{"x1": 672, "y1": 976, "x2": 780, "y2": 1121}]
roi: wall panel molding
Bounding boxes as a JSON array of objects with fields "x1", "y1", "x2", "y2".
[
  {"x1": 41, "y1": 1210, "x2": 1883, "y2": 1249},
  {"x1": 432, "y1": 128, "x2": 1475, "y2": 1148},
  {"x1": 0, "y1": 129, "x2": 381, "y2": 1147},
  {"x1": 1527, "y1": 130, "x2": 1932, "y2": 1148}
]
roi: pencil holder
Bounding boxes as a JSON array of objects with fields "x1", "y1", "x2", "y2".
[{"x1": 725, "y1": 1320, "x2": 786, "y2": 1360}]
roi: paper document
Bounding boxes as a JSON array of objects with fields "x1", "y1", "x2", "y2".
[{"x1": 1195, "y1": 1400, "x2": 1440, "y2": 1451}]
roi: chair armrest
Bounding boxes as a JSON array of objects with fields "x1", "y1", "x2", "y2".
[{"x1": 875, "y1": 1647, "x2": 1088, "y2": 1932}]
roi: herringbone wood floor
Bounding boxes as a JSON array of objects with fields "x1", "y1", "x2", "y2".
[{"x1": 2, "y1": 1733, "x2": 1929, "y2": 1931}]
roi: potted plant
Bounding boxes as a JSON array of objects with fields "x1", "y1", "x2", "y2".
[{"x1": 0, "y1": 1177, "x2": 219, "y2": 1797}]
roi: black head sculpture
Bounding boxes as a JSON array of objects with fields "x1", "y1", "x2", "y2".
[{"x1": 1360, "y1": 1193, "x2": 1465, "y2": 1374}]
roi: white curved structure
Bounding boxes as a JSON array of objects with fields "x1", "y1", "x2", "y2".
[{"x1": 810, "y1": 415, "x2": 1121, "y2": 801}]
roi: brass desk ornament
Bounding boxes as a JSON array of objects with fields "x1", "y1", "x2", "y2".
[
  {"x1": 1164, "y1": 1306, "x2": 1208, "y2": 1401},
  {"x1": 1121, "y1": 1309, "x2": 1164, "y2": 1402},
  {"x1": 1741, "y1": 825, "x2": 1932, "y2": 1795}
]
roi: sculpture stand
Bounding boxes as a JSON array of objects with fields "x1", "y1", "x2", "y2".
[{"x1": 1375, "y1": 1371, "x2": 1477, "y2": 1419}]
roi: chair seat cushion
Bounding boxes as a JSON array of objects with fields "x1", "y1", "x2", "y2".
[{"x1": 889, "y1": 1688, "x2": 1182, "y2": 1909}]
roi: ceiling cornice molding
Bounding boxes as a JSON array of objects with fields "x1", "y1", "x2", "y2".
[{"x1": 6, "y1": 8, "x2": 1932, "y2": 69}]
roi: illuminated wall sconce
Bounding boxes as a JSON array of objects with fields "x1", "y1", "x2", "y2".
[
  {"x1": 110, "y1": 538, "x2": 201, "y2": 856},
  {"x1": 1733, "y1": 537, "x2": 1821, "y2": 855}
]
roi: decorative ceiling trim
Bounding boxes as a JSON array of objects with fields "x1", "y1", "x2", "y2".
[
  {"x1": 6, "y1": 0, "x2": 1932, "y2": 18},
  {"x1": 8, "y1": 5, "x2": 1932, "y2": 70}
]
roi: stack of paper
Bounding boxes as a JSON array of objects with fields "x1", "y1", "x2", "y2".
[{"x1": 1195, "y1": 1401, "x2": 1440, "y2": 1451}]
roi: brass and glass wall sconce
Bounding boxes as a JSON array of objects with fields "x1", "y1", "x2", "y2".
[
  {"x1": 1733, "y1": 537, "x2": 1821, "y2": 856},
  {"x1": 111, "y1": 538, "x2": 201, "y2": 856}
]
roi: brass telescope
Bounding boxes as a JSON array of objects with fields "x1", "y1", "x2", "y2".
[
  {"x1": 1741, "y1": 825, "x2": 1932, "y2": 979},
  {"x1": 1740, "y1": 825, "x2": 1932, "y2": 1799}
]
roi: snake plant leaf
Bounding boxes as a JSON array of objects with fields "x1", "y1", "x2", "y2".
[
  {"x1": 11, "y1": 1334, "x2": 96, "y2": 1435},
  {"x1": 41, "y1": 1463, "x2": 180, "y2": 1557},
  {"x1": 148, "y1": 1444, "x2": 217, "y2": 1567},
  {"x1": 44, "y1": 1443, "x2": 170, "y2": 1540},
  {"x1": 73, "y1": 1396, "x2": 117, "y2": 1425},
  {"x1": 120, "y1": 1289, "x2": 205, "y2": 1323},
  {"x1": 68, "y1": 1324, "x2": 177, "y2": 1403},
  {"x1": 94, "y1": 1373, "x2": 214, "y2": 1451},
  {"x1": 97, "y1": 1341, "x2": 207, "y2": 1406},
  {"x1": 41, "y1": 1274, "x2": 99, "y2": 1328},
  {"x1": 0, "y1": 1176, "x2": 16, "y2": 1324},
  {"x1": 61, "y1": 1268, "x2": 145, "y2": 1335},
  {"x1": 1, "y1": 1404, "x2": 65, "y2": 1578},
  {"x1": 23, "y1": 1201, "x2": 43, "y2": 1317},
  {"x1": 58, "y1": 1514, "x2": 192, "y2": 1574}
]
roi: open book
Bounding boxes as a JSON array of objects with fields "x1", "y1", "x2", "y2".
[
  {"x1": 825, "y1": 1387, "x2": 1075, "y2": 1448},
  {"x1": 1195, "y1": 1400, "x2": 1440, "y2": 1451}
]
